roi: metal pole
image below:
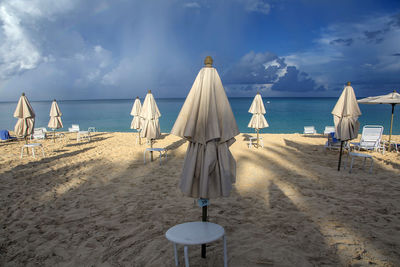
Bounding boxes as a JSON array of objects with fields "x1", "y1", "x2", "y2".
[
  {"x1": 201, "y1": 205, "x2": 207, "y2": 258},
  {"x1": 150, "y1": 139, "x2": 153, "y2": 161},
  {"x1": 257, "y1": 129, "x2": 259, "y2": 148},
  {"x1": 337, "y1": 141, "x2": 344, "y2": 171},
  {"x1": 389, "y1": 104, "x2": 395, "y2": 152},
  {"x1": 25, "y1": 136, "x2": 29, "y2": 155}
]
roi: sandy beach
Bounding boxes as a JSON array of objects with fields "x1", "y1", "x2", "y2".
[{"x1": 0, "y1": 132, "x2": 399, "y2": 266}]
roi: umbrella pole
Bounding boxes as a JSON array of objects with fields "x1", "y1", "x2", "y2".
[
  {"x1": 257, "y1": 129, "x2": 259, "y2": 148},
  {"x1": 53, "y1": 129, "x2": 55, "y2": 143},
  {"x1": 138, "y1": 131, "x2": 141, "y2": 145},
  {"x1": 150, "y1": 139, "x2": 153, "y2": 161},
  {"x1": 389, "y1": 104, "x2": 395, "y2": 152},
  {"x1": 25, "y1": 136, "x2": 29, "y2": 155},
  {"x1": 337, "y1": 141, "x2": 344, "y2": 171},
  {"x1": 201, "y1": 204, "x2": 208, "y2": 258}
]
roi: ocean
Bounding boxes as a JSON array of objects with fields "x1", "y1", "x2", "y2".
[{"x1": 0, "y1": 97, "x2": 399, "y2": 135}]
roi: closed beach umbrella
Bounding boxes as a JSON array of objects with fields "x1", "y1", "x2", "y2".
[
  {"x1": 48, "y1": 100, "x2": 63, "y2": 141},
  {"x1": 332, "y1": 82, "x2": 361, "y2": 170},
  {"x1": 358, "y1": 90, "x2": 400, "y2": 151},
  {"x1": 130, "y1": 96, "x2": 142, "y2": 144},
  {"x1": 171, "y1": 56, "x2": 239, "y2": 257},
  {"x1": 48, "y1": 100, "x2": 63, "y2": 129},
  {"x1": 14, "y1": 93, "x2": 35, "y2": 139},
  {"x1": 248, "y1": 92, "x2": 268, "y2": 147},
  {"x1": 140, "y1": 90, "x2": 161, "y2": 140},
  {"x1": 140, "y1": 90, "x2": 161, "y2": 159},
  {"x1": 130, "y1": 96, "x2": 142, "y2": 130}
]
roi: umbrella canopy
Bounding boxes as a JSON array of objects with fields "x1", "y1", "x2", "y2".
[
  {"x1": 171, "y1": 56, "x2": 239, "y2": 198},
  {"x1": 48, "y1": 100, "x2": 63, "y2": 130},
  {"x1": 248, "y1": 93, "x2": 269, "y2": 129},
  {"x1": 140, "y1": 90, "x2": 161, "y2": 140},
  {"x1": 358, "y1": 90, "x2": 400, "y2": 105},
  {"x1": 130, "y1": 97, "x2": 142, "y2": 130},
  {"x1": 14, "y1": 93, "x2": 35, "y2": 138},
  {"x1": 358, "y1": 90, "x2": 400, "y2": 147},
  {"x1": 332, "y1": 83, "x2": 361, "y2": 141}
]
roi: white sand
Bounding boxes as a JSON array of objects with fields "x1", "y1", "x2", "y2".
[{"x1": 0, "y1": 132, "x2": 399, "y2": 266}]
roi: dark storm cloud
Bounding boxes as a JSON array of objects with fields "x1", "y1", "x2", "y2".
[
  {"x1": 223, "y1": 51, "x2": 325, "y2": 93},
  {"x1": 364, "y1": 30, "x2": 386, "y2": 44},
  {"x1": 223, "y1": 51, "x2": 281, "y2": 84},
  {"x1": 271, "y1": 66, "x2": 326, "y2": 92},
  {"x1": 330, "y1": 38, "x2": 353, "y2": 46}
]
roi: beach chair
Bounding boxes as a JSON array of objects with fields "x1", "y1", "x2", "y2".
[
  {"x1": 324, "y1": 126, "x2": 335, "y2": 135},
  {"x1": 351, "y1": 125, "x2": 384, "y2": 153},
  {"x1": 68, "y1": 124, "x2": 80, "y2": 132},
  {"x1": 31, "y1": 128, "x2": 46, "y2": 140},
  {"x1": 303, "y1": 126, "x2": 317, "y2": 135},
  {"x1": 325, "y1": 132, "x2": 341, "y2": 150}
]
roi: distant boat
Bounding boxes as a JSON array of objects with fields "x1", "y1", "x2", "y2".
[{"x1": 266, "y1": 101, "x2": 270, "y2": 104}]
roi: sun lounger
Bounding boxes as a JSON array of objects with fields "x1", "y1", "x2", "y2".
[
  {"x1": 325, "y1": 132, "x2": 342, "y2": 150},
  {"x1": 31, "y1": 128, "x2": 46, "y2": 140},
  {"x1": 248, "y1": 136, "x2": 264, "y2": 148},
  {"x1": 88, "y1": 127, "x2": 96, "y2": 132},
  {"x1": 77, "y1": 131, "x2": 90, "y2": 141},
  {"x1": 381, "y1": 140, "x2": 400, "y2": 153},
  {"x1": 68, "y1": 124, "x2": 80, "y2": 132},
  {"x1": 303, "y1": 126, "x2": 317, "y2": 135},
  {"x1": 324, "y1": 126, "x2": 335, "y2": 135},
  {"x1": 351, "y1": 125, "x2": 384, "y2": 153}
]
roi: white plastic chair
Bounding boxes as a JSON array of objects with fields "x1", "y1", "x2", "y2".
[
  {"x1": 303, "y1": 126, "x2": 317, "y2": 135},
  {"x1": 324, "y1": 126, "x2": 335, "y2": 135},
  {"x1": 68, "y1": 124, "x2": 80, "y2": 132},
  {"x1": 351, "y1": 125, "x2": 384, "y2": 153},
  {"x1": 31, "y1": 128, "x2": 46, "y2": 140}
]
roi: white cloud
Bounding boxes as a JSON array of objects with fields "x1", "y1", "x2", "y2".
[
  {"x1": 0, "y1": 0, "x2": 76, "y2": 80},
  {"x1": 241, "y1": 0, "x2": 270, "y2": 15},
  {"x1": 263, "y1": 59, "x2": 287, "y2": 80},
  {"x1": 184, "y1": 2, "x2": 201, "y2": 9},
  {"x1": 0, "y1": 5, "x2": 41, "y2": 78}
]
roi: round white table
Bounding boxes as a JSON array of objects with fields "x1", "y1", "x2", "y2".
[{"x1": 165, "y1": 221, "x2": 227, "y2": 267}]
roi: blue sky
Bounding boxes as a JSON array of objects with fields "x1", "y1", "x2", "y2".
[{"x1": 0, "y1": 0, "x2": 399, "y2": 101}]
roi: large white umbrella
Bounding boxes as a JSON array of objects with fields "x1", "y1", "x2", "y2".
[
  {"x1": 14, "y1": 93, "x2": 35, "y2": 139},
  {"x1": 140, "y1": 90, "x2": 161, "y2": 159},
  {"x1": 358, "y1": 90, "x2": 400, "y2": 151},
  {"x1": 332, "y1": 82, "x2": 361, "y2": 170},
  {"x1": 248, "y1": 92, "x2": 268, "y2": 147},
  {"x1": 130, "y1": 96, "x2": 142, "y2": 144},
  {"x1": 171, "y1": 56, "x2": 239, "y2": 257}
]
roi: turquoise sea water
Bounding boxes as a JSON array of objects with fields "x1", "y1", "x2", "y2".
[{"x1": 0, "y1": 98, "x2": 399, "y2": 135}]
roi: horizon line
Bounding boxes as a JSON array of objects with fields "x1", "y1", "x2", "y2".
[{"x1": 0, "y1": 95, "x2": 351, "y2": 103}]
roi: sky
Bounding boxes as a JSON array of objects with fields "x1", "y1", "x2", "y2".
[{"x1": 0, "y1": 0, "x2": 399, "y2": 101}]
